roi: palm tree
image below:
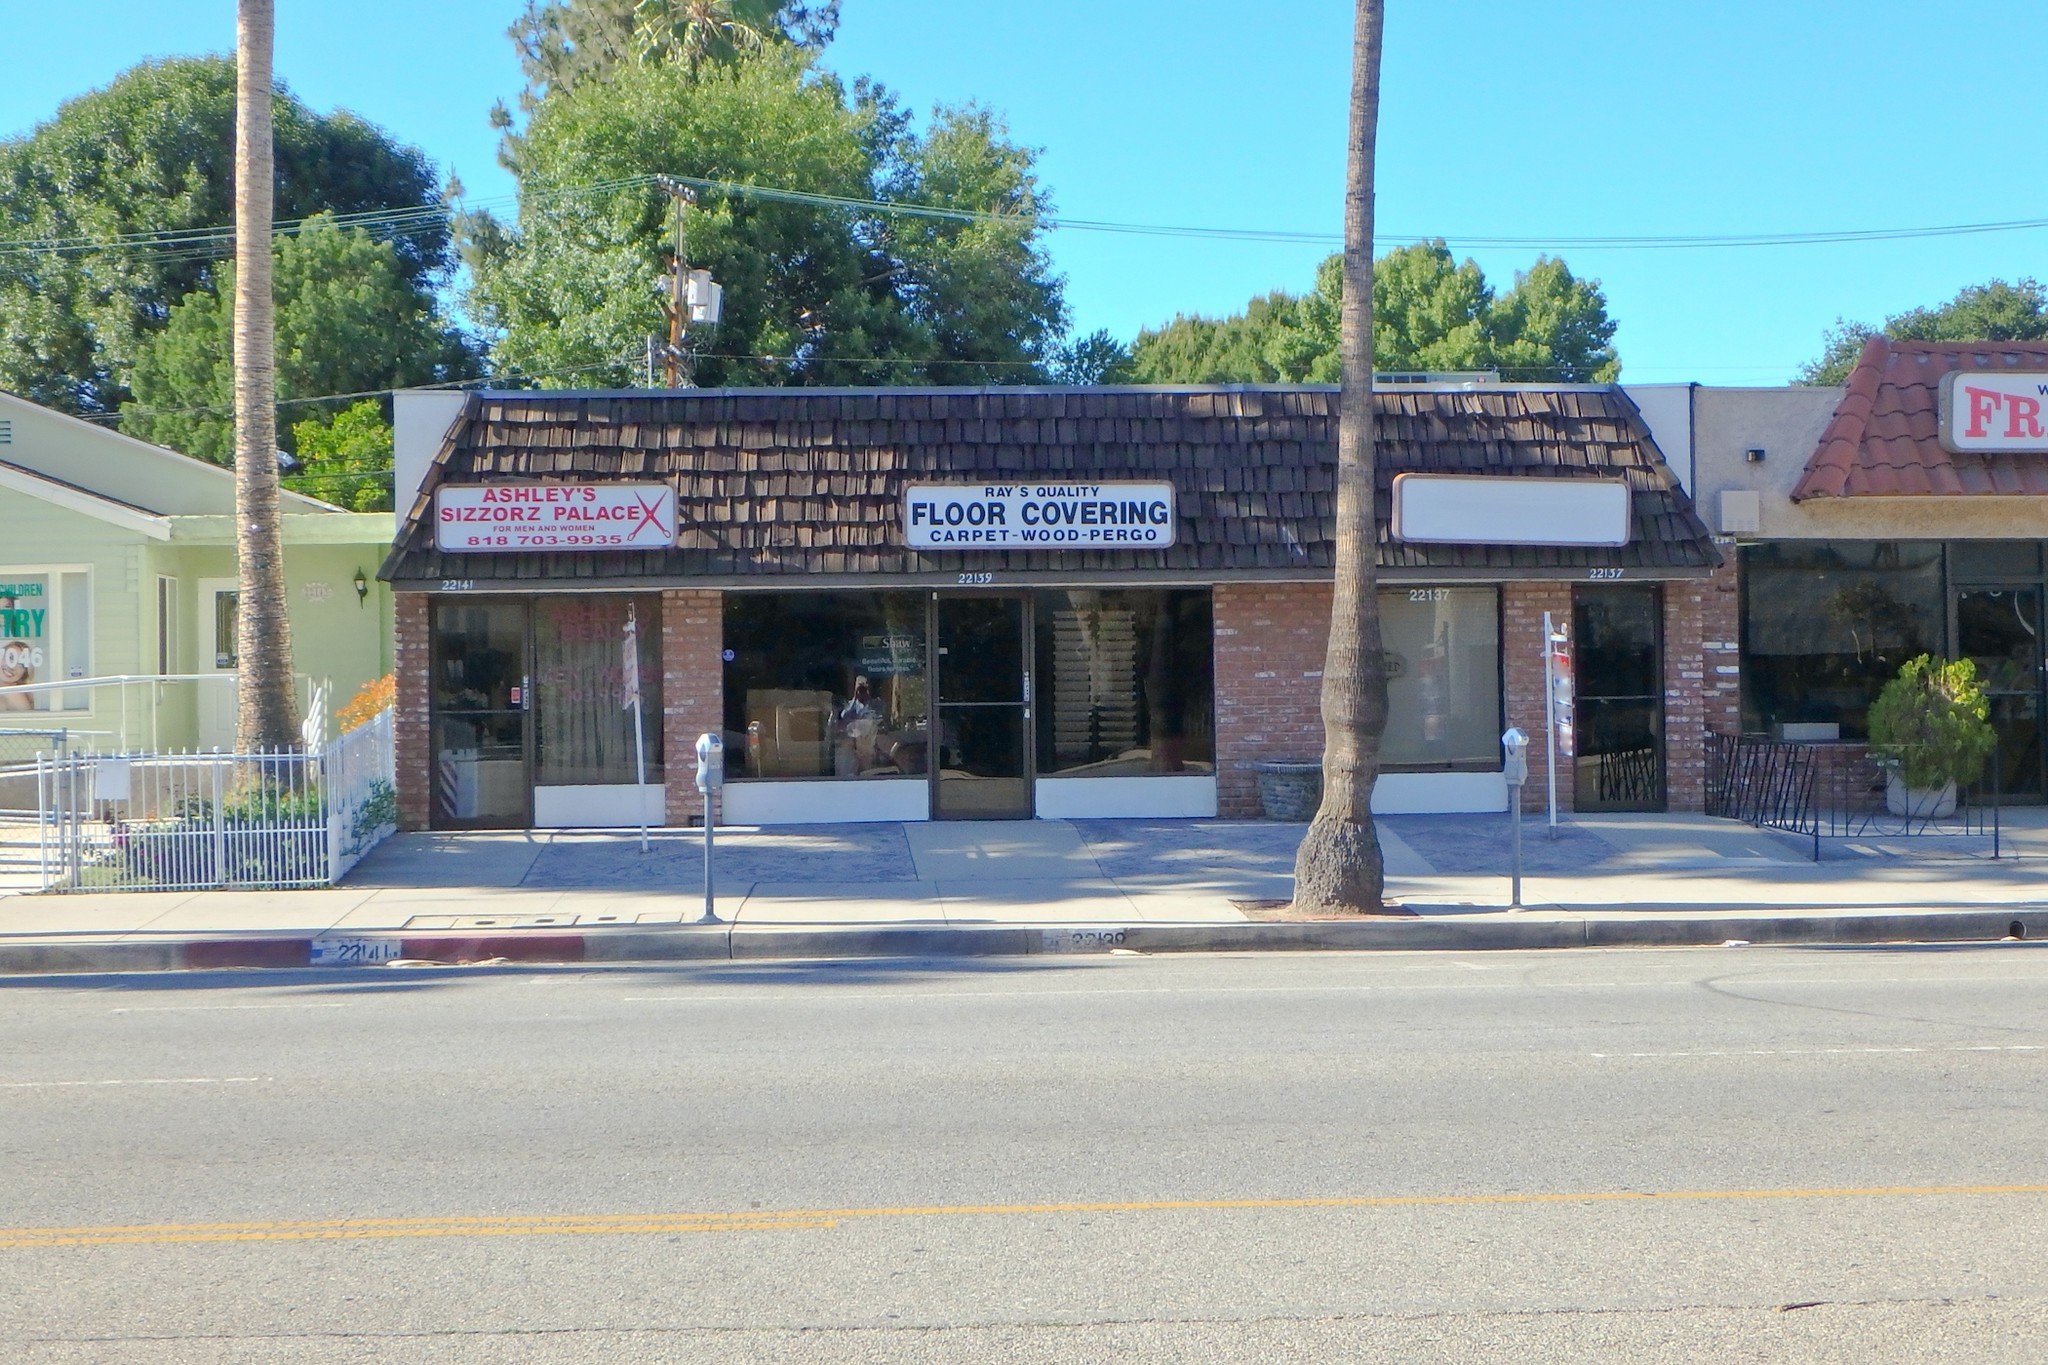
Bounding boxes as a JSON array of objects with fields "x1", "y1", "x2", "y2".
[
  {"x1": 1292, "y1": 0, "x2": 1388, "y2": 912},
  {"x1": 233, "y1": 0, "x2": 299, "y2": 753},
  {"x1": 632, "y1": 0, "x2": 770, "y2": 76}
]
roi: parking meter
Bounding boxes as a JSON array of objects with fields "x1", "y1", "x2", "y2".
[
  {"x1": 694, "y1": 732, "x2": 725, "y2": 793},
  {"x1": 1501, "y1": 728, "x2": 1530, "y2": 787},
  {"x1": 1502, "y1": 728, "x2": 1530, "y2": 908},
  {"x1": 694, "y1": 733, "x2": 723, "y2": 923}
]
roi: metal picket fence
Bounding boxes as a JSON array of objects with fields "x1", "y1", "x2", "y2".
[{"x1": 33, "y1": 707, "x2": 395, "y2": 894}]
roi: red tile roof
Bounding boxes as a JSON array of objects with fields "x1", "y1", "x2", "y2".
[{"x1": 1793, "y1": 335, "x2": 2048, "y2": 499}]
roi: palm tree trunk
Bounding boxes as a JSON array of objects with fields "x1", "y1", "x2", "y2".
[
  {"x1": 233, "y1": 0, "x2": 299, "y2": 753},
  {"x1": 1292, "y1": 0, "x2": 1387, "y2": 912}
]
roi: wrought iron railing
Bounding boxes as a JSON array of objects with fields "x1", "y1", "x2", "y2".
[{"x1": 1705, "y1": 733, "x2": 2001, "y2": 860}]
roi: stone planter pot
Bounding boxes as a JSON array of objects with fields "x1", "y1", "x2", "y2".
[
  {"x1": 1250, "y1": 760, "x2": 1322, "y2": 821},
  {"x1": 1884, "y1": 774, "x2": 1958, "y2": 820}
]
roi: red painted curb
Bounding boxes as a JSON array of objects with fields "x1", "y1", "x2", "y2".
[
  {"x1": 398, "y1": 934, "x2": 587, "y2": 964},
  {"x1": 183, "y1": 940, "x2": 314, "y2": 970}
]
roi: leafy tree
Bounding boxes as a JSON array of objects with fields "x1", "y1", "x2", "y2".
[
  {"x1": 1800, "y1": 279, "x2": 2048, "y2": 385},
  {"x1": 287, "y1": 399, "x2": 394, "y2": 512},
  {"x1": 467, "y1": 47, "x2": 1064, "y2": 388},
  {"x1": 0, "y1": 55, "x2": 452, "y2": 416},
  {"x1": 121, "y1": 215, "x2": 473, "y2": 462},
  {"x1": 1129, "y1": 242, "x2": 1620, "y2": 384},
  {"x1": 1052, "y1": 329, "x2": 1135, "y2": 384},
  {"x1": 504, "y1": 0, "x2": 838, "y2": 114}
]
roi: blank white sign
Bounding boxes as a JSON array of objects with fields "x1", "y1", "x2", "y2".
[{"x1": 1390, "y1": 473, "x2": 1633, "y2": 547}]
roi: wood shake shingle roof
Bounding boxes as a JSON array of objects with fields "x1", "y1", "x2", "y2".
[{"x1": 383, "y1": 385, "x2": 1719, "y2": 586}]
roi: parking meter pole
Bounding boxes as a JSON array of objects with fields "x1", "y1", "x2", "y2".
[
  {"x1": 695, "y1": 733, "x2": 725, "y2": 924},
  {"x1": 1502, "y1": 728, "x2": 1529, "y2": 910}
]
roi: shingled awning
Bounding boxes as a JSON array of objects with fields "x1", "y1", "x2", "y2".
[
  {"x1": 382, "y1": 385, "x2": 1719, "y2": 588},
  {"x1": 1793, "y1": 336, "x2": 2048, "y2": 499}
]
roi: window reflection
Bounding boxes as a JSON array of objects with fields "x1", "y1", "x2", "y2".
[
  {"x1": 1033, "y1": 590, "x2": 1215, "y2": 776},
  {"x1": 1740, "y1": 542, "x2": 1942, "y2": 738},
  {"x1": 722, "y1": 592, "x2": 929, "y2": 780},
  {"x1": 1379, "y1": 587, "x2": 1501, "y2": 770}
]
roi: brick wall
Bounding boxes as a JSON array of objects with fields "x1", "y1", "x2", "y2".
[
  {"x1": 1501, "y1": 583, "x2": 1574, "y2": 813},
  {"x1": 393, "y1": 591, "x2": 431, "y2": 832},
  {"x1": 661, "y1": 588, "x2": 724, "y2": 826},
  {"x1": 1212, "y1": 582, "x2": 1332, "y2": 818},
  {"x1": 1663, "y1": 549, "x2": 1742, "y2": 812}
]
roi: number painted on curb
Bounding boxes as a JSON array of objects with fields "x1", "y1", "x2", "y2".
[{"x1": 1041, "y1": 928, "x2": 1130, "y2": 952}]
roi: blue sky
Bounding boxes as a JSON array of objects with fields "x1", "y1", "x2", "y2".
[{"x1": 5, "y1": 1, "x2": 2046, "y2": 384}]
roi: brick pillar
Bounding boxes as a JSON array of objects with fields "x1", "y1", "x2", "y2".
[
  {"x1": 1212, "y1": 581, "x2": 1332, "y2": 818},
  {"x1": 661, "y1": 588, "x2": 723, "y2": 826},
  {"x1": 393, "y1": 591, "x2": 432, "y2": 832},
  {"x1": 1502, "y1": 582, "x2": 1573, "y2": 813},
  {"x1": 1663, "y1": 548, "x2": 1742, "y2": 812}
]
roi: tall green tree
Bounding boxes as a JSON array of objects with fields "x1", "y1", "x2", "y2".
[
  {"x1": 503, "y1": 0, "x2": 837, "y2": 114},
  {"x1": 1129, "y1": 242, "x2": 1620, "y2": 384},
  {"x1": 1800, "y1": 279, "x2": 2048, "y2": 384},
  {"x1": 1292, "y1": 0, "x2": 1389, "y2": 915},
  {"x1": 286, "y1": 399, "x2": 394, "y2": 512},
  {"x1": 0, "y1": 55, "x2": 452, "y2": 416},
  {"x1": 122, "y1": 214, "x2": 473, "y2": 462},
  {"x1": 466, "y1": 47, "x2": 1064, "y2": 388}
]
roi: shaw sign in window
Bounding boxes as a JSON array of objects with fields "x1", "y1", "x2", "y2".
[
  {"x1": 903, "y1": 483, "x2": 1176, "y2": 549},
  {"x1": 1390, "y1": 473, "x2": 1632, "y2": 547},
  {"x1": 435, "y1": 484, "x2": 677, "y2": 552}
]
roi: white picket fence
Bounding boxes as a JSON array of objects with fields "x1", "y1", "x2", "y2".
[{"x1": 31, "y1": 707, "x2": 395, "y2": 894}]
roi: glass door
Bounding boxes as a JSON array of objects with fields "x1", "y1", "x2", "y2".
[
  {"x1": 1572, "y1": 584, "x2": 1665, "y2": 812},
  {"x1": 1955, "y1": 586, "x2": 2043, "y2": 802},
  {"x1": 430, "y1": 600, "x2": 532, "y2": 828},
  {"x1": 932, "y1": 595, "x2": 1032, "y2": 820}
]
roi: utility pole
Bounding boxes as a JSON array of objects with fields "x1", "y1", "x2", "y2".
[{"x1": 656, "y1": 177, "x2": 695, "y2": 388}]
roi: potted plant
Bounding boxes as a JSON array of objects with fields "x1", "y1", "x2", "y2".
[{"x1": 1865, "y1": 654, "x2": 1996, "y2": 819}]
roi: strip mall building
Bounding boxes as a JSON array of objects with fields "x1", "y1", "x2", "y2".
[{"x1": 381, "y1": 381, "x2": 1737, "y2": 830}]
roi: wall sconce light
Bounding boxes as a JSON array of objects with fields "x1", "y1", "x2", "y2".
[
  {"x1": 1744, "y1": 447, "x2": 1767, "y2": 463},
  {"x1": 353, "y1": 568, "x2": 369, "y2": 606}
]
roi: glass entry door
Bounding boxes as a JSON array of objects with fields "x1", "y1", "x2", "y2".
[
  {"x1": 1572, "y1": 585, "x2": 1665, "y2": 812},
  {"x1": 932, "y1": 595, "x2": 1032, "y2": 819},
  {"x1": 430, "y1": 600, "x2": 531, "y2": 828},
  {"x1": 1956, "y1": 586, "x2": 2043, "y2": 802}
]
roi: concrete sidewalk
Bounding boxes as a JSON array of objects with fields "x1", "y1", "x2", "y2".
[{"x1": 0, "y1": 813, "x2": 2041, "y2": 973}]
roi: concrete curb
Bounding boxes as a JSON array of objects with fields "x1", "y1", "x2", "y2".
[{"x1": 0, "y1": 908, "x2": 2031, "y2": 976}]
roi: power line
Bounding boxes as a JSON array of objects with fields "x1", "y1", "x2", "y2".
[{"x1": 7, "y1": 167, "x2": 2048, "y2": 265}]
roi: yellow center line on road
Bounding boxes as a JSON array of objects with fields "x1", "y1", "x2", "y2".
[{"x1": 4, "y1": 1183, "x2": 2046, "y2": 1249}]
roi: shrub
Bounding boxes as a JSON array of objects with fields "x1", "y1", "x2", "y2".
[
  {"x1": 1866, "y1": 654, "x2": 1997, "y2": 790},
  {"x1": 338, "y1": 673, "x2": 396, "y2": 733}
]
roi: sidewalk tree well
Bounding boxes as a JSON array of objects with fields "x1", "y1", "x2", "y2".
[
  {"x1": 1292, "y1": 0, "x2": 1389, "y2": 915},
  {"x1": 1866, "y1": 654, "x2": 1996, "y2": 793}
]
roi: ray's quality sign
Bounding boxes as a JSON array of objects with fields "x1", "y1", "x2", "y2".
[
  {"x1": 435, "y1": 483, "x2": 677, "y2": 552},
  {"x1": 903, "y1": 482, "x2": 1176, "y2": 549},
  {"x1": 1939, "y1": 371, "x2": 2048, "y2": 454}
]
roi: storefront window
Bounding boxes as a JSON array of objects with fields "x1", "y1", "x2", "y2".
[
  {"x1": 0, "y1": 569, "x2": 90, "y2": 713},
  {"x1": 1741, "y1": 542, "x2": 1943, "y2": 738},
  {"x1": 723, "y1": 592, "x2": 929, "y2": 780},
  {"x1": 1033, "y1": 589, "x2": 1214, "y2": 777},
  {"x1": 1380, "y1": 586, "x2": 1501, "y2": 770},
  {"x1": 534, "y1": 596, "x2": 663, "y2": 785}
]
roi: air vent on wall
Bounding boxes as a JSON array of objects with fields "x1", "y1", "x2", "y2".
[{"x1": 0, "y1": 420, "x2": 11, "y2": 444}]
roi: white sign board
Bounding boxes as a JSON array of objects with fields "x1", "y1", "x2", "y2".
[
  {"x1": 1939, "y1": 371, "x2": 2048, "y2": 454},
  {"x1": 435, "y1": 484, "x2": 676, "y2": 553},
  {"x1": 1390, "y1": 473, "x2": 1632, "y2": 547},
  {"x1": 903, "y1": 482, "x2": 1176, "y2": 549}
]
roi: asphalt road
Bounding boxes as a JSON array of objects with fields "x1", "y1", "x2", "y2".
[{"x1": 2, "y1": 943, "x2": 2045, "y2": 1363}]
